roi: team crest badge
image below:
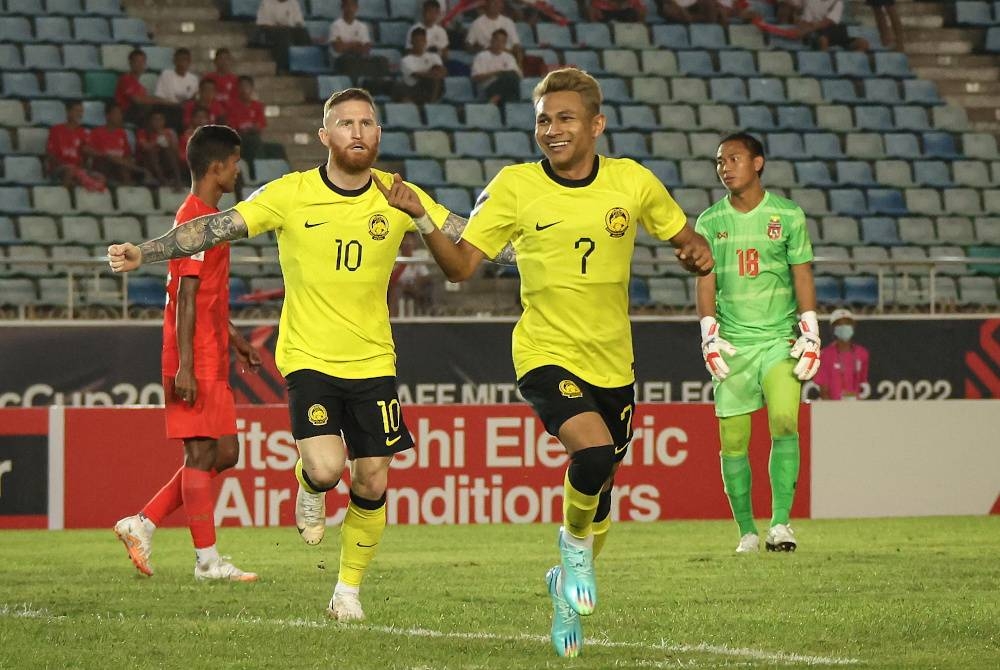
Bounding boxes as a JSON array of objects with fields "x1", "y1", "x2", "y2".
[
  {"x1": 307, "y1": 403, "x2": 328, "y2": 426},
  {"x1": 559, "y1": 380, "x2": 583, "y2": 398},
  {"x1": 368, "y1": 214, "x2": 389, "y2": 240},
  {"x1": 604, "y1": 207, "x2": 629, "y2": 238},
  {"x1": 767, "y1": 215, "x2": 782, "y2": 240}
]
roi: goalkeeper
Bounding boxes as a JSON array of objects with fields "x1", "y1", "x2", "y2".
[{"x1": 694, "y1": 132, "x2": 820, "y2": 554}]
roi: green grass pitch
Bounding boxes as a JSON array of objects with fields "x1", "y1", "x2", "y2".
[{"x1": 2, "y1": 517, "x2": 998, "y2": 669}]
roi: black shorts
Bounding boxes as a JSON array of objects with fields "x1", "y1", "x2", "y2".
[
  {"x1": 286, "y1": 369, "x2": 414, "y2": 458},
  {"x1": 517, "y1": 365, "x2": 635, "y2": 461},
  {"x1": 866, "y1": 0, "x2": 894, "y2": 7},
  {"x1": 808, "y1": 24, "x2": 852, "y2": 49}
]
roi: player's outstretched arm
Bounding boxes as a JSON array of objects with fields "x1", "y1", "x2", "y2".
[
  {"x1": 108, "y1": 208, "x2": 249, "y2": 273},
  {"x1": 440, "y1": 212, "x2": 515, "y2": 265},
  {"x1": 669, "y1": 225, "x2": 715, "y2": 275}
]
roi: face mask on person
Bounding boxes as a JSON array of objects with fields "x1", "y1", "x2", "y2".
[{"x1": 834, "y1": 325, "x2": 854, "y2": 342}]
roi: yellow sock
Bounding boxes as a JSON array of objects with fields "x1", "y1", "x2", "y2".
[
  {"x1": 592, "y1": 515, "x2": 611, "y2": 559},
  {"x1": 338, "y1": 497, "x2": 386, "y2": 587},
  {"x1": 294, "y1": 459, "x2": 320, "y2": 495},
  {"x1": 563, "y1": 470, "x2": 600, "y2": 539}
]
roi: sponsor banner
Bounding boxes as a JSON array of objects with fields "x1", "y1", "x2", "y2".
[
  {"x1": 0, "y1": 409, "x2": 49, "y2": 528},
  {"x1": 55, "y1": 403, "x2": 809, "y2": 529},
  {"x1": 1, "y1": 319, "x2": 998, "y2": 405}
]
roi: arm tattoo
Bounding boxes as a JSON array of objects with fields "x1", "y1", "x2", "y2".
[
  {"x1": 138, "y1": 209, "x2": 248, "y2": 263},
  {"x1": 439, "y1": 212, "x2": 517, "y2": 266}
]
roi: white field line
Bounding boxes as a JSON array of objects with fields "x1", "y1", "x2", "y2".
[{"x1": 1, "y1": 604, "x2": 860, "y2": 667}]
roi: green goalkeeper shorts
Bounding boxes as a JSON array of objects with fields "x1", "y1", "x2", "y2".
[{"x1": 712, "y1": 338, "x2": 798, "y2": 418}]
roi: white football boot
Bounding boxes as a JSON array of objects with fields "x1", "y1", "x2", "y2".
[
  {"x1": 114, "y1": 514, "x2": 154, "y2": 576},
  {"x1": 735, "y1": 533, "x2": 760, "y2": 554},
  {"x1": 765, "y1": 524, "x2": 797, "y2": 552},
  {"x1": 295, "y1": 485, "x2": 326, "y2": 545},
  {"x1": 194, "y1": 556, "x2": 258, "y2": 582},
  {"x1": 327, "y1": 591, "x2": 365, "y2": 622}
]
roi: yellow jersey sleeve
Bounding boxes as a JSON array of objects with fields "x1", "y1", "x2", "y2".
[
  {"x1": 233, "y1": 173, "x2": 302, "y2": 238},
  {"x1": 460, "y1": 168, "x2": 518, "y2": 258},
  {"x1": 635, "y1": 165, "x2": 686, "y2": 241}
]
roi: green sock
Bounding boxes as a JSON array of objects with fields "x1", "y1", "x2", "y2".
[
  {"x1": 721, "y1": 454, "x2": 756, "y2": 536},
  {"x1": 769, "y1": 435, "x2": 799, "y2": 526}
]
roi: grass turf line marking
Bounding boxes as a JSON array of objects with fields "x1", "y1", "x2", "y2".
[{"x1": 0, "y1": 604, "x2": 859, "y2": 666}]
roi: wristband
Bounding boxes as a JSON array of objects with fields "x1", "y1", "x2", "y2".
[
  {"x1": 413, "y1": 214, "x2": 435, "y2": 235},
  {"x1": 700, "y1": 315, "x2": 717, "y2": 340},
  {"x1": 799, "y1": 310, "x2": 819, "y2": 336}
]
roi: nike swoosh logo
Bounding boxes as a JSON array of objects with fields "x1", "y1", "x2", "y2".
[
  {"x1": 385, "y1": 435, "x2": 402, "y2": 447},
  {"x1": 356, "y1": 542, "x2": 377, "y2": 548},
  {"x1": 535, "y1": 220, "x2": 562, "y2": 231},
  {"x1": 614, "y1": 444, "x2": 628, "y2": 455},
  {"x1": 304, "y1": 220, "x2": 328, "y2": 228}
]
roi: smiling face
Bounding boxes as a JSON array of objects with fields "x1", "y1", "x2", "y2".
[
  {"x1": 534, "y1": 90, "x2": 604, "y2": 175},
  {"x1": 716, "y1": 139, "x2": 764, "y2": 196},
  {"x1": 319, "y1": 98, "x2": 381, "y2": 174}
]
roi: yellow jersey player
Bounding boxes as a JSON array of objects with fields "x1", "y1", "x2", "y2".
[
  {"x1": 374, "y1": 68, "x2": 714, "y2": 657},
  {"x1": 107, "y1": 88, "x2": 504, "y2": 621}
]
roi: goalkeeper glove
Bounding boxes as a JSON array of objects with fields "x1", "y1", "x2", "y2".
[
  {"x1": 789, "y1": 310, "x2": 821, "y2": 381},
  {"x1": 700, "y1": 316, "x2": 737, "y2": 380}
]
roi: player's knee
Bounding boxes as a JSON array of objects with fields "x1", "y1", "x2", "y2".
[
  {"x1": 768, "y1": 412, "x2": 798, "y2": 438},
  {"x1": 568, "y1": 444, "x2": 616, "y2": 496},
  {"x1": 213, "y1": 438, "x2": 240, "y2": 473},
  {"x1": 183, "y1": 439, "x2": 217, "y2": 471},
  {"x1": 719, "y1": 418, "x2": 750, "y2": 458}
]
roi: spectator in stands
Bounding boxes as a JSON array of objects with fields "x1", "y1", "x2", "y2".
[
  {"x1": 203, "y1": 48, "x2": 240, "y2": 106},
  {"x1": 466, "y1": 0, "x2": 523, "y2": 68},
  {"x1": 814, "y1": 308, "x2": 869, "y2": 400},
  {"x1": 795, "y1": 0, "x2": 868, "y2": 51},
  {"x1": 867, "y1": 0, "x2": 903, "y2": 50},
  {"x1": 88, "y1": 101, "x2": 146, "y2": 186},
  {"x1": 136, "y1": 110, "x2": 183, "y2": 190},
  {"x1": 179, "y1": 106, "x2": 210, "y2": 168},
  {"x1": 395, "y1": 27, "x2": 446, "y2": 103},
  {"x1": 328, "y1": 0, "x2": 389, "y2": 87},
  {"x1": 407, "y1": 0, "x2": 450, "y2": 64},
  {"x1": 46, "y1": 100, "x2": 106, "y2": 192},
  {"x1": 226, "y1": 76, "x2": 267, "y2": 163},
  {"x1": 253, "y1": 0, "x2": 310, "y2": 73},
  {"x1": 155, "y1": 48, "x2": 200, "y2": 106},
  {"x1": 658, "y1": 0, "x2": 723, "y2": 24},
  {"x1": 389, "y1": 232, "x2": 434, "y2": 317},
  {"x1": 115, "y1": 48, "x2": 180, "y2": 127},
  {"x1": 470, "y1": 28, "x2": 522, "y2": 105},
  {"x1": 182, "y1": 79, "x2": 227, "y2": 128},
  {"x1": 587, "y1": 0, "x2": 647, "y2": 22}
]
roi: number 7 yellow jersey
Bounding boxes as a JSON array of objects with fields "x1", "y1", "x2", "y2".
[
  {"x1": 461, "y1": 156, "x2": 686, "y2": 387},
  {"x1": 233, "y1": 166, "x2": 449, "y2": 379}
]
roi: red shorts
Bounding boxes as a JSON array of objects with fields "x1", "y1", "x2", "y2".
[{"x1": 163, "y1": 376, "x2": 237, "y2": 440}]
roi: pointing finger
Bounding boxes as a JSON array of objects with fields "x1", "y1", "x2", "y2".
[{"x1": 372, "y1": 174, "x2": 391, "y2": 198}]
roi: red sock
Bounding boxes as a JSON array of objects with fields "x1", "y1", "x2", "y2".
[
  {"x1": 182, "y1": 467, "x2": 216, "y2": 549},
  {"x1": 141, "y1": 467, "x2": 184, "y2": 526},
  {"x1": 141, "y1": 467, "x2": 219, "y2": 526}
]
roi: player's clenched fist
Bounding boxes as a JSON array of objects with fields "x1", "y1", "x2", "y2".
[
  {"x1": 107, "y1": 243, "x2": 142, "y2": 273},
  {"x1": 789, "y1": 310, "x2": 821, "y2": 381},
  {"x1": 700, "y1": 316, "x2": 737, "y2": 380},
  {"x1": 674, "y1": 233, "x2": 715, "y2": 275}
]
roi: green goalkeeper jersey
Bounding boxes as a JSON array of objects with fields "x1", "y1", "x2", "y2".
[{"x1": 695, "y1": 191, "x2": 813, "y2": 345}]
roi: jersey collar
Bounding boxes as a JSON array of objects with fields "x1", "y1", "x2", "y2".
[
  {"x1": 540, "y1": 155, "x2": 600, "y2": 188},
  {"x1": 317, "y1": 165, "x2": 372, "y2": 197}
]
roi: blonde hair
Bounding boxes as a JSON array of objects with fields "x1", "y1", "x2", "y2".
[
  {"x1": 532, "y1": 68, "x2": 602, "y2": 117},
  {"x1": 322, "y1": 87, "x2": 377, "y2": 121}
]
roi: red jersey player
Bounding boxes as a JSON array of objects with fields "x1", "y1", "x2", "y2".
[{"x1": 114, "y1": 125, "x2": 260, "y2": 582}]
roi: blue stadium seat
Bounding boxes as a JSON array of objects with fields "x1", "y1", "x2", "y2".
[
  {"x1": 387, "y1": 0, "x2": 418, "y2": 17},
  {"x1": 434, "y1": 187, "x2": 472, "y2": 215},
  {"x1": 0, "y1": 17, "x2": 33, "y2": 43},
  {"x1": 904, "y1": 79, "x2": 941, "y2": 104},
  {"x1": 85, "y1": 0, "x2": 123, "y2": 15},
  {"x1": 652, "y1": 24, "x2": 689, "y2": 49},
  {"x1": 777, "y1": 106, "x2": 815, "y2": 130},
  {"x1": 844, "y1": 276, "x2": 879, "y2": 306},
  {"x1": 987, "y1": 27, "x2": 1000, "y2": 52},
  {"x1": 230, "y1": 0, "x2": 260, "y2": 19},
  {"x1": 821, "y1": 79, "x2": 858, "y2": 103},
  {"x1": 913, "y1": 160, "x2": 953, "y2": 187},
  {"x1": 689, "y1": 24, "x2": 727, "y2": 49},
  {"x1": 597, "y1": 77, "x2": 630, "y2": 103},
  {"x1": 749, "y1": 78, "x2": 785, "y2": 103},
  {"x1": 62, "y1": 44, "x2": 102, "y2": 71},
  {"x1": 3, "y1": 73, "x2": 42, "y2": 98},
  {"x1": 863, "y1": 78, "x2": 900, "y2": 104},
  {"x1": 2, "y1": 156, "x2": 45, "y2": 185},
  {"x1": 289, "y1": 46, "x2": 328, "y2": 74},
  {"x1": 804, "y1": 132, "x2": 843, "y2": 158},
  {"x1": 504, "y1": 102, "x2": 533, "y2": 129},
  {"x1": 536, "y1": 23, "x2": 573, "y2": 48},
  {"x1": 403, "y1": 159, "x2": 445, "y2": 186},
  {"x1": 861, "y1": 217, "x2": 901, "y2": 245},
  {"x1": 316, "y1": 74, "x2": 352, "y2": 99},
  {"x1": 563, "y1": 49, "x2": 602, "y2": 74},
  {"x1": 611, "y1": 132, "x2": 650, "y2": 158},
  {"x1": 868, "y1": 189, "x2": 907, "y2": 215},
  {"x1": 893, "y1": 106, "x2": 930, "y2": 131},
  {"x1": 613, "y1": 23, "x2": 650, "y2": 49},
  {"x1": 453, "y1": 131, "x2": 491, "y2": 157},
  {"x1": 35, "y1": 16, "x2": 73, "y2": 42},
  {"x1": 619, "y1": 105, "x2": 658, "y2": 130},
  {"x1": 423, "y1": 103, "x2": 461, "y2": 129},
  {"x1": 922, "y1": 132, "x2": 959, "y2": 159},
  {"x1": 796, "y1": 161, "x2": 833, "y2": 186},
  {"x1": 836, "y1": 161, "x2": 875, "y2": 187},
  {"x1": 43, "y1": 72, "x2": 82, "y2": 98},
  {"x1": 677, "y1": 50, "x2": 715, "y2": 76},
  {"x1": 494, "y1": 131, "x2": 533, "y2": 158},
  {"x1": 884, "y1": 133, "x2": 921, "y2": 159},
  {"x1": 829, "y1": 189, "x2": 867, "y2": 216},
  {"x1": 253, "y1": 159, "x2": 290, "y2": 185},
  {"x1": 9, "y1": 0, "x2": 45, "y2": 13},
  {"x1": 73, "y1": 17, "x2": 112, "y2": 43},
  {"x1": 629, "y1": 276, "x2": 651, "y2": 308},
  {"x1": 767, "y1": 133, "x2": 804, "y2": 159},
  {"x1": 632, "y1": 77, "x2": 670, "y2": 104},
  {"x1": 709, "y1": 78, "x2": 747, "y2": 104},
  {"x1": 16, "y1": 127, "x2": 48, "y2": 154},
  {"x1": 444, "y1": 77, "x2": 474, "y2": 103},
  {"x1": 797, "y1": 52, "x2": 833, "y2": 77},
  {"x1": 814, "y1": 276, "x2": 842, "y2": 304},
  {"x1": 874, "y1": 52, "x2": 912, "y2": 78},
  {"x1": 377, "y1": 20, "x2": 409, "y2": 45},
  {"x1": 0, "y1": 101, "x2": 26, "y2": 128},
  {"x1": 719, "y1": 50, "x2": 756, "y2": 76},
  {"x1": 905, "y1": 188, "x2": 943, "y2": 215},
  {"x1": 855, "y1": 105, "x2": 893, "y2": 130},
  {"x1": 737, "y1": 105, "x2": 775, "y2": 130},
  {"x1": 0, "y1": 187, "x2": 32, "y2": 214},
  {"x1": 835, "y1": 52, "x2": 872, "y2": 78},
  {"x1": 49, "y1": 0, "x2": 85, "y2": 13},
  {"x1": 575, "y1": 23, "x2": 612, "y2": 48},
  {"x1": 464, "y1": 103, "x2": 502, "y2": 129},
  {"x1": 29, "y1": 99, "x2": 65, "y2": 126},
  {"x1": 646, "y1": 159, "x2": 680, "y2": 187},
  {"x1": 955, "y1": 1, "x2": 993, "y2": 24}
]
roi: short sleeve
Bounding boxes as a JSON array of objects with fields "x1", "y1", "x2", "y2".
[
  {"x1": 173, "y1": 252, "x2": 205, "y2": 278},
  {"x1": 233, "y1": 173, "x2": 299, "y2": 237},
  {"x1": 785, "y1": 205, "x2": 814, "y2": 265},
  {"x1": 636, "y1": 165, "x2": 686, "y2": 241},
  {"x1": 460, "y1": 168, "x2": 518, "y2": 258}
]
